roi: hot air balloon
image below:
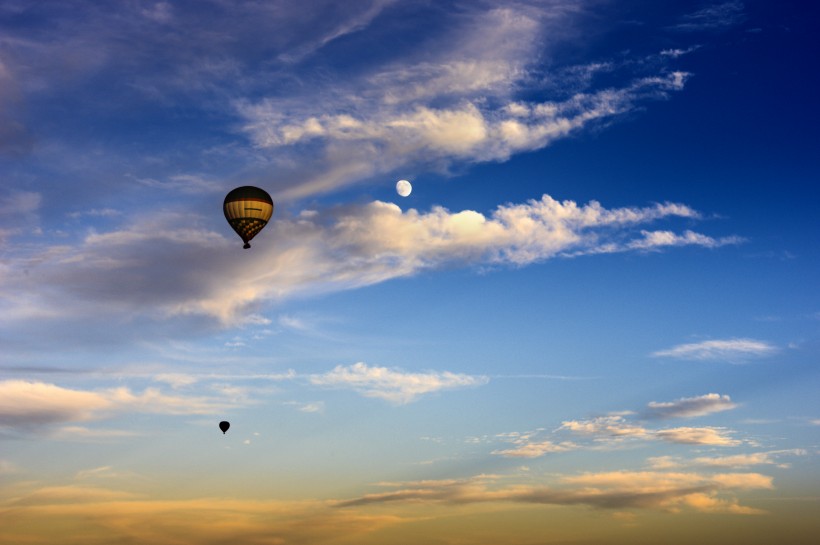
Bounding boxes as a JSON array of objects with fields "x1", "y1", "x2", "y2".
[
  {"x1": 223, "y1": 186, "x2": 274, "y2": 249},
  {"x1": 219, "y1": 421, "x2": 230, "y2": 434}
]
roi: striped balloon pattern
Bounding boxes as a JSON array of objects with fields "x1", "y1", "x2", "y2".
[{"x1": 223, "y1": 186, "x2": 274, "y2": 249}]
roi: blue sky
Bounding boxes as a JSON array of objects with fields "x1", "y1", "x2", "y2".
[{"x1": 1, "y1": 1, "x2": 818, "y2": 544}]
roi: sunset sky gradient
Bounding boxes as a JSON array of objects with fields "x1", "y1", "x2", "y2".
[{"x1": 1, "y1": 1, "x2": 818, "y2": 544}]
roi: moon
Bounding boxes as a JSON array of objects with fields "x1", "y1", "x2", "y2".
[{"x1": 396, "y1": 179, "x2": 412, "y2": 197}]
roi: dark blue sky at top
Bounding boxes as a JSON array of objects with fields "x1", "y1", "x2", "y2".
[{"x1": 1, "y1": 0, "x2": 817, "y2": 319}]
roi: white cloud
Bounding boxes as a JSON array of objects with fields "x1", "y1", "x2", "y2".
[
  {"x1": 67, "y1": 208, "x2": 121, "y2": 219},
  {"x1": 309, "y1": 362, "x2": 488, "y2": 404},
  {"x1": 654, "y1": 426, "x2": 740, "y2": 446},
  {"x1": 559, "y1": 415, "x2": 649, "y2": 438},
  {"x1": 1, "y1": 195, "x2": 733, "y2": 327},
  {"x1": 661, "y1": 46, "x2": 701, "y2": 58},
  {"x1": 134, "y1": 174, "x2": 222, "y2": 193},
  {"x1": 643, "y1": 393, "x2": 738, "y2": 419},
  {"x1": 0, "y1": 191, "x2": 40, "y2": 240},
  {"x1": 0, "y1": 380, "x2": 244, "y2": 431},
  {"x1": 238, "y1": 72, "x2": 690, "y2": 199},
  {"x1": 626, "y1": 229, "x2": 743, "y2": 250},
  {"x1": 153, "y1": 373, "x2": 199, "y2": 389},
  {"x1": 558, "y1": 416, "x2": 741, "y2": 446},
  {"x1": 283, "y1": 400, "x2": 325, "y2": 413},
  {"x1": 673, "y1": 1, "x2": 746, "y2": 32},
  {"x1": 493, "y1": 439, "x2": 577, "y2": 458},
  {"x1": 52, "y1": 426, "x2": 140, "y2": 440},
  {"x1": 0, "y1": 380, "x2": 110, "y2": 427},
  {"x1": 648, "y1": 449, "x2": 807, "y2": 470},
  {"x1": 298, "y1": 402, "x2": 325, "y2": 413},
  {"x1": 652, "y1": 338, "x2": 777, "y2": 362}
]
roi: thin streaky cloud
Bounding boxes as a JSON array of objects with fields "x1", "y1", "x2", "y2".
[
  {"x1": 651, "y1": 338, "x2": 777, "y2": 362},
  {"x1": 643, "y1": 393, "x2": 738, "y2": 419},
  {"x1": 309, "y1": 362, "x2": 488, "y2": 404},
  {"x1": 493, "y1": 439, "x2": 578, "y2": 458},
  {"x1": 239, "y1": 73, "x2": 690, "y2": 200},
  {"x1": 672, "y1": 1, "x2": 746, "y2": 32},
  {"x1": 0, "y1": 380, "x2": 248, "y2": 431},
  {"x1": 654, "y1": 426, "x2": 741, "y2": 446},
  {"x1": 648, "y1": 449, "x2": 808, "y2": 470},
  {"x1": 336, "y1": 471, "x2": 771, "y2": 514},
  {"x1": 492, "y1": 374, "x2": 601, "y2": 380},
  {"x1": 557, "y1": 416, "x2": 742, "y2": 447},
  {"x1": 0, "y1": 459, "x2": 17, "y2": 474}
]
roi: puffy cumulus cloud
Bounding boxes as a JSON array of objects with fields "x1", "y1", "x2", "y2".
[
  {"x1": 0, "y1": 380, "x2": 243, "y2": 432},
  {"x1": 309, "y1": 362, "x2": 488, "y2": 404},
  {"x1": 1, "y1": 195, "x2": 731, "y2": 328},
  {"x1": 0, "y1": 487, "x2": 404, "y2": 545},
  {"x1": 643, "y1": 393, "x2": 738, "y2": 419},
  {"x1": 651, "y1": 338, "x2": 777, "y2": 362},
  {"x1": 336, "y1": 471, "x2": 771, "y2": 514}
]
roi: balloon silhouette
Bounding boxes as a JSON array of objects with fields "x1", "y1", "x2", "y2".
[
  {"x1": 219, "y1": 421, "x2": 230, "y2": 434},
  {"x1": 223, "y1": 186, "x2": 274, "y2": 249}
]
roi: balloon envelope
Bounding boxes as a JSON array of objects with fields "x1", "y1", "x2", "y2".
[
  {"x1": 223, "y1": 186, "x2": 274, "y2": 249},
  {"x1": 219, "y1": 421, "x2": 230, "y2": 434}
]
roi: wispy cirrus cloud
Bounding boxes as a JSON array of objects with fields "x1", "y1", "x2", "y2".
[
  {"x1": 309, "y1": 362, "x2": 488, "y2": 404},
  {"x1": 643, "y1": 393, "x2": 738, "y2": 419},
  {"x1": 672, "y1": 1, "x2": 746, "y2": 32},
  {"x1": 238, "y1": 72, "x2": 690, "y2": 199},
  {"x1": 651, "y1": 338, "x2": 777, "y2": 362},
  {"x1": 0, "y1": 191, "x2": 41, "y2": 242},
  {"x1": 1, "y1": 0, "x2": 695, "y2": 202}
]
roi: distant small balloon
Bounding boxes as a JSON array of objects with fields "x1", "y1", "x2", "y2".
[
  {"x1": 396, "y1": 179, "x2": 412, "y2": 197},
  {"x1": 219, "y1": 421, "x2": 230, "y2": 434}
]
